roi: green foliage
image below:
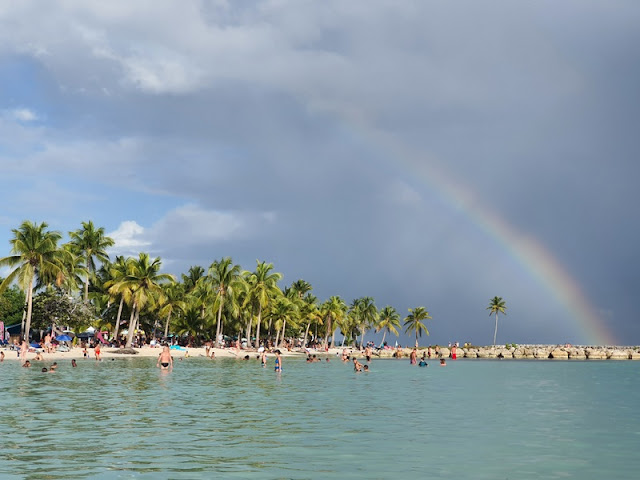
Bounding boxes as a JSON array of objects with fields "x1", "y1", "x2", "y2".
[
  {"x1": 31, "y1": 288, "x2": 96, "y2": 332},
  {"x1": 0, "y1": 280, "x2": 25, "y2": 325}
]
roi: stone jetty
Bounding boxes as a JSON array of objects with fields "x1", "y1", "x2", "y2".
[{"x1": 374, "y1": 345, "x2": 640, "y2": 360}]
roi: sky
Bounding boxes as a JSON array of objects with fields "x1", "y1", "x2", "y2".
[{"x1": 1, "y1": 0, "x2": 639, "y2": 346}]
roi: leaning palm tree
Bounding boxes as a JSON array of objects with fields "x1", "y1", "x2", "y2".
[
  {"x1": 0, "y1": 221, "x2": 65, "y2": 341},
  {"x1": 208, "y1": 257, "x2": 243, "y2": 347},
  {"x1": 68, "y1": 221, "x2": 114, "y2": 303},
  {"x1": 487, "y1": 296, "x2": 507, "y2": 346},
  {"x1": 376, "y1": 305, "x2": 401, "y2": 346},
  {"x1": 404, "y1": 307, "x2": 432, "y2": 347}
]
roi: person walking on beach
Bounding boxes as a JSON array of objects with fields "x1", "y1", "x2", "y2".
[
  {"x1": 157, "y1": 346, "x2": 173, "y2": 370},
  {"x1": 274, "y1": 350, "x2": 282, "y2": 372},
  {"x1": 95, "y1": 343, "x2": 101, "y2": 361}
]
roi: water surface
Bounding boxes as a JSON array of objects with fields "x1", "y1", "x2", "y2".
[{"x1": 1, "y1": 356, "x2": 638, "y2": 479}]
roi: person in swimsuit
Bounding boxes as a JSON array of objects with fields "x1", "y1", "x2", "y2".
[
  {"x1": 95, "y1": 344, "x2": 101, "y2": 361},
  {"x1": 260, "y1": 351, "x2": 267, "y2": 367},
  {"x1": 410, "y1": 348, "x2": 417, "y2": 365},
  {"x1": 353, "y1": 358, "x2": 363, "y2": 372},
  {"x1": 157, "y1": 346, "x2": 173, "y2": 370},
  {"x1": 274, "y1": 350, "x2": 282, "y2": 372},
  {"x1": 451, "y1": 344, "x2": 457, "y2": 360},
  {"x1": 20, "y1": 340, "x2": 29, "y2": 364}
]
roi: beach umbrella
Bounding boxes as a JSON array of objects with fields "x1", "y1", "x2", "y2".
[{"x1": 57, "y1": 334, "x2": 72, "y2": 342}]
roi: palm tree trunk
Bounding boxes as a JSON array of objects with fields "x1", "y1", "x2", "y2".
[
  {"x1": 493, "y1": 313, "x2": 498, "y2": 346},
  {"x1": 113, "y1": 296, "x2": 124, "y2": 339},
  {"x1": 381, "y1": 330, "x2": 387, "y2": 346},
  {"x1": 245, "y1": 313, "x2": 252, "y2": 349},
  {"x1": 324, "y1": 317, "x2": 331, "y2": 348},
  {"x1": 274, "y1": 326, "x2": 280, "y2": 349},
  {"x1": 303, "y1": 321, "x2": 311, "y2": 348},
  {"x1": 125, "y1": 303, "x2": 137, "y2": 348},
  {"x1": 279, "y1": 320, "x2": 286, "y2": 347},
  {"x1": 255, "y1": 305, "x2": 262, "y2": 348},
  {"x1": 23, "y1": 278, "x2": 34, "y2": 341},
  {"x1": 164, "y1": 310, "x2": 172, "y2": 338},
  {"x1": 84, "y1": 253, "x2": 90, "y2": 303},
  {"x1": 360, "y1": 328, "x2": 365, "y2": 349},
  {"x1": 215, "y1": 298, "x2": 224, "y2": 347}
]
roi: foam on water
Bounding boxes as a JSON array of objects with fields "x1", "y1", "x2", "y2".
[{"x1": 1, "y1": 357, "x2": 639, "y2": 479}]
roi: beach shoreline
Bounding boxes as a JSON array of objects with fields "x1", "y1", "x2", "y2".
[{"x1": 3, "y1": 344, "x2": 640, "y2": 363}]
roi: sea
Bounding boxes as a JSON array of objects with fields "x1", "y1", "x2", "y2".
[{"x1": 1, "y1": 355, "x2": 639, "y2": 479}]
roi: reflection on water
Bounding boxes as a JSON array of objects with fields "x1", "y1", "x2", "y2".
[{"x1": 1, "y1": 357, "x2": 639, "y2": 479}]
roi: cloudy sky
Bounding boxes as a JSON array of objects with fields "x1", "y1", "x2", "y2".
[{"x1": 1, "y1": 0, "x2": 638, "y2": 346}]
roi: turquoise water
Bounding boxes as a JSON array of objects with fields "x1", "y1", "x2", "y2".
[{"x1": 1, "y1": 356, "x2": 639, "y2": 479}]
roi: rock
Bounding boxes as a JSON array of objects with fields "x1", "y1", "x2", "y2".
[
  {"x1": 585, "y1": 348, "x2": 607, "y2": 360},
  {"x1": 463, "y1": 349, "x2": 478, "y2": 358},
  {"x1": 630, "y1": 351, "x2": 640, "y2": 360},
  {"x1": 497, "y1": 349, "x2": 513, "y2": 359},
  {"x1": 568, "y1": 349, "x2": 587, "y2": 360},
  {"x1": 608, "y1": 349, "x2": 630, "y2": 360},
  {"x1": 549, "y1": 349, "x2": 569, "y2": 359},
  {"x1": 109, "y1": 348, "x2": 138, "y2": 355}
]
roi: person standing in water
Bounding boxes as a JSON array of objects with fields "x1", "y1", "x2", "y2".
[
  {"x1": 157, "y1": 346, "x2": 173, "y2": 370},
  {"x1": 260, "y1": 350, "x2": 267, "y2": 367},
  {"x1": 410, "y1": 348, "x2": 417, "y2": 365},
  {"x1": 274, "y1": 350, "x2": 282, "y2": 372},
  {"x1": 20, "y1": 340, "x2": 29, "y2": 365}
]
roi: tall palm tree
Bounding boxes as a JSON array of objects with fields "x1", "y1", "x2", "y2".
[
  {"x1": 353, "y1": 296, "x2": 377, "y2": 348},
  {"x1": 105, "y1": 256, "x2": 129, "y2": 339},
  {"x1": 208, "y1": 257, "x2": 243, "y2": 347},
  {"x1": 244, "y1": 260, "x2": 282, "y2": 348},
  {"x1": 68, "y1": 221, "x2": 114, "y2": 303},
  {"x1": 110, "y1": 253, "x2": 174, "y2": 347},
  {"x1": 300, "y1": 293, "x2": 320, "y2": 348},
  {"x1": 487, "y1": 296, "x2": 507, "y2": 346},
  {"x1": 404, "y1": 307, "x2": 432, "y2": 347},
  {"x1": 268, "y1": 296, "x2": 297, "y2": 348},
  {"x1": 376, "y1": 305, "x2": 401, "y2": 346},
  {"x1": 0, "y1": 221, "x2": 64, "y2": 340},
  {"x1": 159, "y1": 283, "x2": 186, "y2": 338},
  {"x1": 321, "y1": 295, "x2": 347, "y2": 348}
]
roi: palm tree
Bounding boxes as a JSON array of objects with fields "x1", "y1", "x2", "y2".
[
  {"x1": 159, "y1": 283, "x2": 186, "y2": 338},
  {"x1": 208, "y1": 257, "x2": 243, "y2": 347},
  {"x1": 0, "y1": 221, "x2": 64, "y2": 341},
  {"x1": 353, "y1": 296, "x2": 377, "y2": 348},
  {"x1": 104, "y1": 256, "x2": 129, "y2": 340},
  {"x1": 487, "y1": 296, "x2": 507, "y2": 346},
  {"x1": 181, "y1": 265, "x2": 205, "y2": 293},
  {"x1": 268, "y1": 296, "x2": 297, "y2": 348},
  {"x1": 321, "y1": 295, "x2": 347, "y2": 348},
  {"x1": 244, "y1": 260, "x2": 282, "y2": 348},
  {"x1": 68, "y1": 221, "x2": 114, "y2": 303},
  {"x1": 110, "y1": 253, "x2": 174, "y2": 348},
  {"x1": 404, "y1": 307, "x2": 432, "y2": 347},
  {"x1": 376, "y1": 305, "x2": 401, "y2": 346}
]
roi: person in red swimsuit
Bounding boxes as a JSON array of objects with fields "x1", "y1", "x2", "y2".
[{"x1": 451, "y1": 344, "x2": 457, "y2": 360}]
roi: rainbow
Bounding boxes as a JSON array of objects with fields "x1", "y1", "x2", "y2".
[{"x1": 342, "y1": 119, "x2": 616, "y2": 345}]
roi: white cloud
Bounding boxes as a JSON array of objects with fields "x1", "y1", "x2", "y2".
[
  {"x1": 10, "y1": 108, "x2": 38, "y2": 122},
  {"x1": 107, "y1": 204, "x2": 276, "y2": 259},
  {"x1": 107, "y1": 220, "x2": 151, "y2": 257}
]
